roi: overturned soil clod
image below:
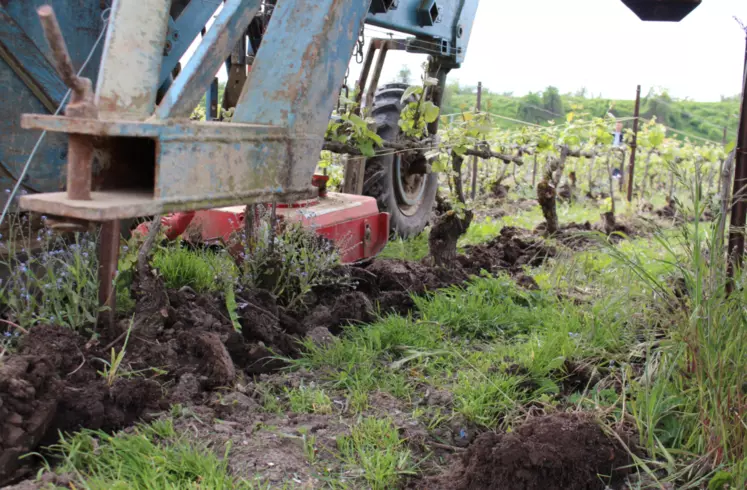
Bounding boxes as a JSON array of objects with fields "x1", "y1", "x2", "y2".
[
  {"x1": 460, "y1": 226, "x2": 557, "y2": 273},
  {"x1": 423, "y1": 412, "x2": 635, "y2": 490}
]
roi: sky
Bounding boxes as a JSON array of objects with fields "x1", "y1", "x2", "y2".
[
  {"x1": 353, "y1": 0, "x2": 747, "y2": 102},
  {"x1": 193, "y1": 0, "x2": 747, "y2": 103}
]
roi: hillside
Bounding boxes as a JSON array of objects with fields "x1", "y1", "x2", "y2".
[{"x1": 440, "y1": 82, "x2": 741, "y2": 144}]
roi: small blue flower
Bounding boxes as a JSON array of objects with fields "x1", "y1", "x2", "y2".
[{"x1": 122, "y1": 246, "x2": 128, "y2": 252}]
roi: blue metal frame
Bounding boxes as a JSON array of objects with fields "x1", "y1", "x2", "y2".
[
  {"x1": 156, "y1": 0, "x2": 261, "y2": 120},
  {"x1": 158, "y1": 0, "x2": 220, "y2": 89},
  {"x1": 366, "y1": 0, "x2": 480, "y2": 66},
  {"x1": 3, "y1": 0, "x2": 482, "y2": 218}
]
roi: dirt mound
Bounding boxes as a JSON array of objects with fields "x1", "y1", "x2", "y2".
[
  {"x1": 423, "y1": 413, "x2": 634, "y2": 490},
  {"x1": 490, "y1": 182, "x2": 510, "y2": 200},
  {"x1": 0, "y1": 326, "x2": 164, "y2": 485},
  {"x1": 460, "y1": 226, "x2": 557, "y2": 274}
]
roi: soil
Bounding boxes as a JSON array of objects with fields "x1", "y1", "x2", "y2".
[
  {"x1": 0, "y1": 326, "x2": 165, "y2": 485},
  {"x1": 490, "y1": 182, "x2": 510, "y2": 200},
  {"x1": 459, "y1": 226, "x2": 557, "y2": 273},
  {"x1": 0, "y1": 213, "x2": 637, "y2": 486},
  {"x1": 420, "y1": 412, "x2": 636, "y2": 490},
  {"x1": 0, "y1": 226, "x2": 557, "y2": 485}
]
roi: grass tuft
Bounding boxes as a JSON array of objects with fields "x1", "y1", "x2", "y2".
[
  {"x1": 152, "y1": 244, "x2": 237, "y2": 293},
  {"x1": 336, "y1": 417, "x2": 416, "y2": 490},
  {"x1": 43, "y1": 419, "x2": 260, "y2": 489}
]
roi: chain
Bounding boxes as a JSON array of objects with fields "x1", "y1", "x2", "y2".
[
  {"x1": 337, "y1": 66, "x2": 350, "y2": 113},
  {"x1": 355, "y1": 25, "x2": 365, "y2": 64}
]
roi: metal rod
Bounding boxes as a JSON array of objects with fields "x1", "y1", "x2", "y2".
[
  {"x1": 37, "y1": 5, "x2": 87, "y2": 97},
  {"x1": 627, "y1": 85, "x2": 641, "y2": 202},
  {"x1": 365, "y1": 41, "x2": 390, "y2": 111},
  {"x1": 66, "y1": 135, "x2": 93, "y2": 200},
  {"x1": 207, "y1": 77, "x2": 219, "y2": 120},
  {"x1": 37, "y1": 5, "x2": 96, "y2": 201},
  {"x1": 727, "y1": 32, "x2": 747, "y2": 286},
  {"x1": 98, "y1": 220, "x2": 120, "y2": 328},
  {"x1": 354, "y1": 39, "x2": 381, "y2": 111}
]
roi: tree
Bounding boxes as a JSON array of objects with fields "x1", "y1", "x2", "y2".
[
  {"x1": 643, "y1": 89, "x2": 680, "y2": 128},
  {"x1": 517, "y1": 93, "x2": 547, "y2": 124},
  {"x1": 396, "y1": 65, "x2": 412, "y2": 85},
  {"x1": 542, "y1": 86, "x2": 564, "y2": 118}
]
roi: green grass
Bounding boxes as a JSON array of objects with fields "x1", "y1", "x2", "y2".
[
  {"x1": 0, "y1": 223, "x2": 101, "y2": 331},
  {"x1": 284, "y1": 383, "x2": 334, "y2": 414},
  {"x1": 336, "y1": 417, "x2": 416, "y2": 490},
  {"x1": 378, "y1": 230, "x2": 430, "y2": 261},
  {"x1": 43, "y1": 419, "x2": 262, "y2": 489},
  {"x1": 152, "y1": 245, "x2": 237, "y2": 293}
]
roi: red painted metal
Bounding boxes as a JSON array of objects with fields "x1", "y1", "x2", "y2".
[{"x1": 133, "y1": 188, "x2": 390, "y2": 263}]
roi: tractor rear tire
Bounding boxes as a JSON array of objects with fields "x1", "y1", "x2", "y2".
[{"x1": 363, "y1": 84, "x2": 439, "y2": 238}]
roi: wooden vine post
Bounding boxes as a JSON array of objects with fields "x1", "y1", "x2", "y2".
[
  {"x1": 470, "y1": 82, "x2": 482, "y2": 200},
  {"x1": 626, "y1": 85, "x2": 641, "y2": 203},
  {"x1": 727, "y1": 28, "x2": 747, "y2": 287}
]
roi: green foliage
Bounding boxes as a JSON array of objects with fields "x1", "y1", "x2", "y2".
[
  {"x1": 43, "y1": 419, "x2": 256, "y2": 489},
  {"x1": 326, "y1": 89, "x2": 383, "y2": 157},
  {"x1": 379, "y1": 229, "x2": 430, "y2": 261},
  {"x1": 96, "y1": 319, "x2": 133, "y2": 386},
  {"x1": 336, "y1": 417, "x2": 416, "y2": 490},
  {"x1": 239, "y1": 220, "x2": 351, "y2": 310},
  {"x1": 398, "y1": 69, "x2": 441, "y2": 139},
  {"x1": 315, "y1": 151, "x2": 344, "y2": 190},
  {"x1": 152, "y1": 244, "x2": 237, "y2": 293},
  {"x1": 0, "y1": 220, "x2": 102, "y2": 332},
  {"x1": 441, "y1": 84, "x2": 739, "y2": 144},
  {"x1": 284, "y1": 383, "x2": 333, "y2": 414}
]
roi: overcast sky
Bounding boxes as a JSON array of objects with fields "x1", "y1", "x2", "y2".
[
  {"x1": 354, "y1": 0, "x2": 747, "y2": 102},
  {"x1": 196, "y1": 1, "x2": 747, "y2": 103}
]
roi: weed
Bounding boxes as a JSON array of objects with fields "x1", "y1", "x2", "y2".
[
  {"x1": 452, "y1": 370, "x2": 526, "y2": 427},
  {"x1": 459, "y1": 217, "x2": 502, "y2": 246},
  {"x1": 379, "y1": 230, "x2": 430, "y2": 261},
  {"x1": 0, "y1": 217, "x2": 101, "y2": 331},
  {"x1": 152, "y1": 243, "x2": 237, "y2": 293},
  {"x1": 239, "y1": 220, "x2": 351, "y2": 310},
  {"x1": 600, "y1": 172, "x2": 747, "y2": 486},
  {"x1": 336, "y1": 417, "x2": 416, "y2": 490},
  {"x1": 284, "y1": 383, "x2": 334, "y2": 414},
  {"x1": 297, "y1": 427, "x2": 319, "y2": 465},
  {"x1": 95, "y1": 320, "x2": 133, "y2": 387},
  {"x1": 42, "y1": 419, "x2": 257, "y2": 489}
]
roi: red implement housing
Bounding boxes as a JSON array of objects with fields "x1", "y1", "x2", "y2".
[{"x1": 134, "y1": 181, "x2": 390, "y2": 264}]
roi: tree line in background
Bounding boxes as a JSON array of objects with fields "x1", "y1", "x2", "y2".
[{"x1": 438, "y1": 79, "x2": 740, "y2": 144}]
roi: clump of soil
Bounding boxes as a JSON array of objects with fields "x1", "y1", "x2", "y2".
[
  {"x1": 490, "y1": 182, "x2": 510, "y2": 200},
  {"x1": 0, "y1": 326, "x2": 165, "y2": 485},
  {"x1": 459, "y1": 226, "x2": 557, "y2": 274},
  {"x1": 423, "y1": 412, "x2": 635, "y2": 490}
]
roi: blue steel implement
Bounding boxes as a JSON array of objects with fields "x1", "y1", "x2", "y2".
[{"x1": 0, "y1": 0, "x2": 701, "y2": 318}]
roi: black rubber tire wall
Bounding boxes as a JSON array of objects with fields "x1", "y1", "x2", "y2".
[{"x1": 362, "y1": 83, "x2": 439, "y2": 238}]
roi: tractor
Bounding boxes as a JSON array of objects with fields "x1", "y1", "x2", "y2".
[{"x1": 0, "y1": 0, "x2": 702, "y2": 316}]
